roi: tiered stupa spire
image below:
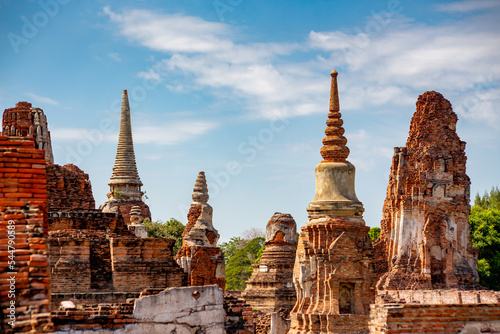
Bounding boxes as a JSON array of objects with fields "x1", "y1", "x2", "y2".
[
  {"x1": 289, "y1": 70, "x2": 375, "y2": 334},
  {"x1": 192, "y1": 171, "x2": 209, "y2": 203},
  {"x1": 99, "y1": 90, "x2": 151, "y2": 224},
  {"x1": 307, "y1": 70, "x2": 362, "y2": 218},
  {"x1": 108, "y1": 90, "x2": 143, "y2": 198},
  {"x1": 320, "y1": 69, "x2": 350, "y2": 162}
]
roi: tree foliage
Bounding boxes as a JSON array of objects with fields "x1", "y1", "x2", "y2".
[
  {"x1": 469, "y1": 187, "x2": 500, "y2": 291},
  {"x1": 220, "y1": 237, "x2": 247, "y2": 265},
  {"x1": 368, "y1": 227, "x2": 381, "y2": 242},
  {"x1": 225, "y1": 237, "x2": 265, "y2": 291},
  {"x1": 142, "y1": 218, "x2": 185, "y2": 255}
]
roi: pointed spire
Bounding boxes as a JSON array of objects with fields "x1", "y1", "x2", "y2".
[
  {"x1": 192, "y1": 171, "x2": 209, "y2": 203},
  {"x1": 108, "y1": 90, "x2": 142, "y2": 187},
  {"x1": 320, "y1": 70, "x2": 350, "y2": 163}
]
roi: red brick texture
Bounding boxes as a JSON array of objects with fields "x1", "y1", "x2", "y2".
[
  {"x1": 176, "y1": 204, "x2": 225, "y2": 290},
  {"x1": 0, "y1": 136, "x2": 53, "y2": 333},
  {"x1": 290, "y1": 219, "x2": 376, "y2": 334},
  {"x1": 375, "y1": 91, "x2": 478, "y2": 290},
  {"x1": 48, "y1": 211, "x2": 185, "y2": 299},
  {"x1": 2, "y1": 103, "x2": 33, "y2": 137},
  {"x1": 243, "y1": 213, "x2": 298, "y2": 312},
  {"x1": 224, "y1": 290, "x2": 255, "y2": 334},
  {"x1": 46, "y1": 164, "x2": 95, "y2": 211},
  {"x1": 369, "y1": 302, "x2": 500, "y2": 334}
]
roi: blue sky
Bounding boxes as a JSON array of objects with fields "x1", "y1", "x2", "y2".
[{"x1": 1, "y1": 0, "x2": 499, "y2": 242}]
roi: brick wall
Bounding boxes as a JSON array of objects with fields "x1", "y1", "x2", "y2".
[
  {"x1": 54, "y1": 286, "x2": 226, "y2": 333},
  {"x1": 0, "y1": 135, "x2": 53, "y2": 333},
  {"x1": 376, "y1": 289, "x2": 500, "y2": 305},
  {"x1": 224, "y1": 290, "x2": 255, "y2": 334},
  {"x1": 369, "y1": 303, "x2": 500, "y2": 333},
  {"x1": 48, "y1": 213, "x2": 185, "y2": 296},
  {"x1": 112, "y1": 238, "x2": 185, "y2": 291}
]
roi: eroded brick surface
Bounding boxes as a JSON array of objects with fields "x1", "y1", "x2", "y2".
[
  {"x1": 374, "y1": 91, "x2": 479, "y2": 290},
  {"x1": 1, "y1": 102, "x2": 53, "y2": 163},
  {"x1": 369, "y1": 302, "x2": 500, "y2": 334},
  {"x1": 46, "y1": 164, "x2": 95, "y2": 211},
  {"x1": 242, "y1": 213, "x2": 297, "y2": 313},
  {"x1": 48, "y1": 211, "x2": 185, "y2": 305},
  {"x1": 0, "y1": 136, "x2": 53, "y2": 333},
  {"x1": 224, "y1": 290, "x2": 255, "y2": 334},
  {"x1": 176, "y1": 172, "x2": 225, "y2": 290},
  {"x1": 289, "y1": 71, "x2": 376, "y2": 334}
]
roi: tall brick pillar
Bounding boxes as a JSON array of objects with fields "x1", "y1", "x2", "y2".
[
  {"x1": 289, "y1": 70, "x2": 375, "y2": 334},
  {"x1": 374, "y1": 91, "x2": 479, "y2": 290},
  {"x1": 0, "y1": 136, "x2": 53, "y2": 333}
]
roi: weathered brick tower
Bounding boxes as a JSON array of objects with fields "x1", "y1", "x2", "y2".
[
  {"x1": 1, "y1": 101, "x2": 54, "y2": 163},
  {"x1": 242, "y1": 212, "x2": 298, "y2": 312},
  {"x1": 175, "y1": 171, "x2": 226, "y2": 290},
  {"x1": 289, "y1": 70, "x2": 375, "y2": 334},
  {"x1": 100, "y1": 90, "x2": 151, "y2": 224},
  {"x1": 374, "y1": 91, "x2": 479, "y2": 290}
]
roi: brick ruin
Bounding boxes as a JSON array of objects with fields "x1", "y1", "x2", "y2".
[
  {"x1": 1, "y1": 102, "x2": 54, "y2": 163},
  {"x1": 99, "y1": 90, "x2": 151, "y2": 224},
  {"x1": 289, "y1": 70, "x2": 376, "y2": 334},
  {"x1": 3, "y1": 78, "x2": 500, "y2": 334},
  {"x1": 48, "y1": 210, "x2": 185, "y2": 308},
  {"x1": 46, "y1": 163, "x2": 95, "y2": 211},
  {"x1": 1, "y1": 98, "x2": 232, "y2": 333},
  {"x1": 243, "y1": 212, "x2": 297, "y2": 312},
  {"x1": 0, "y1": 136, "x2": 53, "y2": 333},
  {"x1": 369, "y1": 91, "x2": 500, "y2": 333},
  {"x1": 176, "y1": 171, "x2": 226, "y2": 290},
  {"x1": 374, "y1": 91, "x2": 479, "y2": 290}
]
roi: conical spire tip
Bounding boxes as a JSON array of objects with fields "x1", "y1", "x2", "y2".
[{"x1": 321, "y1": 69, "x2": 349, "y2": 162}]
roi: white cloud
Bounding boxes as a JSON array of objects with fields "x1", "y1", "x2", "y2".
[
  {"x1": 308, "y1": 12, "x2": 500, "y2": 127},
  {"x1": 133, "y1": 120, "x2": 219, "y2": 145},
  {"x1": 51, "y1": 120, "x2": 218, "y2": 146},
  {"x1": 103, "y1": 6, "x2": 232, "y2": 54},
  {"x1": 25, "y1": 93, "x2": 59, "y2": 106},
  {"x1": 108, "y1": 53, "x2": 122, "y2": 62},
  {"x1": 104, "y1": 6, "x2": 500, "y2": 128},
  {"x1": 435, "y1": 0, "x2": 500, "y2": 13},
  {"x1": 104, "y1": 7, "x2": 322, "y2": 120}
]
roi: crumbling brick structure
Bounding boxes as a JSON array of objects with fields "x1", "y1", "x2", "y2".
[
  {"x1": 0, "y1": 135, "x2": 53, "y2": 333},
  {"x1": 375, "y1": 91, "x2": 479, "y2": 290},
  {"x1": 46, "y1": 164, "x2": 95, "y2": 211},
  {"x1": 48, "y1": 210, "x2": 185, "y2": 308},
  {"x1": 224, "y1": 290, "x2": 255, "y2": 334},
  {"x1": 99, "y1": 90, "x2": 150, "y2": 224},
  {"x1": 242, "y1": 212, "x2": 297, "y2": 312},
  {"x1": 2, "y1": 102, "x2": 54, "y2": 163},
  {"x1": 0, "y1": 100, "x2": 186, "y2": 311},
  {"x1": 289, "y1": 70, "x2": 376, "y2": 334},
  {"x1": 176, "y1": 171, "x2": 225, "y2": 290}
]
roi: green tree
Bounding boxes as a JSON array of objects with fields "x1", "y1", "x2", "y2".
[
  {"x1": 225, "y1": 237, "x2": 265, "y2": 290},
  {"x1": 368, "y1": 227, "x2": 381, "y2": 242},
  {"x1": 142, "y1": 218, "x2": 185, "y2": 255},
  {"x1": 469, "y1": 187, "x2": 500, "y2": 291},
  {"x1": 220, "y1": 237, "x2": 247, "y2": 264}
]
